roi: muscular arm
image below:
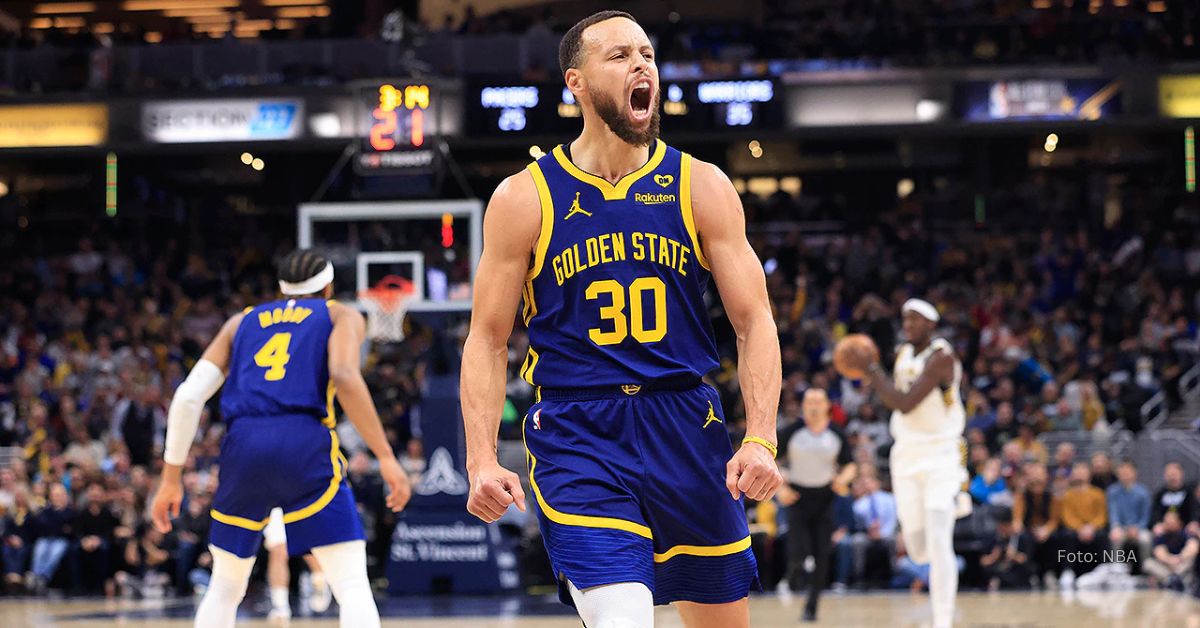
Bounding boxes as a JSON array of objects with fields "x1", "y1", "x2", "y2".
[
  {"x1": 461, "y1": 171, "x2": 540, "y2": 472},
  {"x1": 691, "y1": 159, "x2": 783, "y2": 502},
  {"x1": 327, "y1": 302, "x2": 411, "y2": 511},
  {"x1": 461, "y1": 171, "x2": 539, "y2": 521},
  {"x1": 151, "y1": 312, "x2": 241, "y2": 532},
  {"x1": 161, "y1": 313, "x2": 241, "y2": 478},
  {"x1": 327, "y1": 303, "x2": 393, "y2": 462},
  {"x1": 691, "y1": 159, "x2": 781, "y2": 448},
  {"x1": 867, "y1": 349, "x2": 954, "y2": 414}
]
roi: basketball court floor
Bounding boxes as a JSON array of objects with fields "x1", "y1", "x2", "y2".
[{"x1": 0, "y1": 589, "x2": 1196, "y2": 627}]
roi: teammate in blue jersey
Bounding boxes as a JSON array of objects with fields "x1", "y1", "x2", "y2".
[
  {"x1": 461, "y1": 11, "x2": 783, "y2": 628},
  {"x1": 149, "y1": 250, "x2": 411, "y2": 628}
]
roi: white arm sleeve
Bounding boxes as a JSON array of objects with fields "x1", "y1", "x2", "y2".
[{"x1": 164, "y1": 359, "x2": 225, "y2": 466}]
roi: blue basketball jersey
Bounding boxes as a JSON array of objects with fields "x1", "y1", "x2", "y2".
[
  {"x1": 519, "y1": 139, "x2": 720, "y2": 388},
  {"x1": 221, "y1": 298, "x2": 335, "y2": 427}
]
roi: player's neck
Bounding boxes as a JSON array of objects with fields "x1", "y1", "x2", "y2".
[
  {"x1": 912, "y1": 337, "x2": 932, "y2": 352},
  {"x1": 569, "y1": 122, "x2": 652, "y2": 184}
]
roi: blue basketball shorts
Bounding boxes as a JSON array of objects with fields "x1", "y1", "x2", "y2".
[
  {"x1": 523, "y1": 383, "x2": 758, "y2": 606},
  {"x1": 209, "y1": 415, "x2": 364, "y2": 558}
]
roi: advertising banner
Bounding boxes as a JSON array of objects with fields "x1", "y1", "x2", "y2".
[
  {"x1": 0, "y1": 103, "x2": 108, "y2": 148},
  {"x1": 143, "y1": 99, "x2": 303, "y2": 143},
  {"x1": 956, "y1": 79, "x2": 1122, "y2": 121}
]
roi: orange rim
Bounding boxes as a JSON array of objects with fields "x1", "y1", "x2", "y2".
[{"x1": 359, "y1": 275, "x2": 415, "y2": 312}]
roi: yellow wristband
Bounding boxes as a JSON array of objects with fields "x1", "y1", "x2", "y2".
[{"x1": 742, "y1": 436, "x2": 778, "y2": 458}]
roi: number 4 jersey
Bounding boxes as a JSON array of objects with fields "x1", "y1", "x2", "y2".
[
  {"x1": 221, "y1": 298, "x2": 336, "y2": 428},
  {"x1": 520, "y1": 140, "x2": 720, "y2": 387}
]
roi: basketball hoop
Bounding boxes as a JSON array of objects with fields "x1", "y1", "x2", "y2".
[{"x1": 360, "y1": 275, "x2": 415, "y2": 343}]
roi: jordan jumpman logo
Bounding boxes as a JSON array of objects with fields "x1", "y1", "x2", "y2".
[
  {"x1": 703, "y1": 401, "x2": 723, "y2": 429},
  {"x1": 564, "y1": 192, "x2": 592, "y2": 220}
]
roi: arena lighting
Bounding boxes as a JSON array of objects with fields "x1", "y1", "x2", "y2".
[
  {"x1": 1148, "y1": 0, "x2": 1166, "y2": 11},
  {"x1": 186, "y1": 15, "x2": 233, "y2": 25},
  {"x1": 105, "y1": 153, "x2": 117, "y2": 217},
  {"x1": 1186, "y1": 126, "x2": 1195, "y2": 193},
  {"x1": 251, "y1": 157, "x2": 265, "y2": 171},
  {"x1": 163, "y1": 7, "x2": 230, "y2": 17},
  {"x1": 28, "y1": 18, "x2": 52, "y2": 28},
  {"x1": 144, "y1": 31, "x2": 163, "y2": 43},
  {"x1": 275, "y1": 19, "x2": 296, "y2": 29},
  {"x1": 93, "y1": 22, "x2": 115, "y2": 33},
  {"x1": 241, "y1": 152, "x2": 253, "y2": 165},
  {"x1": 277, "y1": 6, "x2": 330, "y2": 17},
  {"x1": 897, "y1": 178, "x2": 915, "y2": 199},
  {"x1": 261, "y1": 0, "x2": 326, "y2": 5},
  {"x1": 528, "y1": 146, "x2": 544, "y2": 159},
  {"x1": 748, "y1": 140, "x2": 761, "y2": 152},
  {"x1": 34, "y1": 3, "x2": 96, "y2": 14},
  {"x1": 122, "y1": 1, "x2": 239, "y2": 11},
  {"x1": 0, "y1": 181, "x2": 8, "y2": 198},
  {"x1": 308, "y1": 112, "x2": 341, "y2": 138}
]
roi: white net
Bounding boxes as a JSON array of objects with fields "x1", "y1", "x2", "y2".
[{"x1": 360, "y1": 277, "x2": 414, "y2": 343}]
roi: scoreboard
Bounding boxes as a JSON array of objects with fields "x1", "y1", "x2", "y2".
[
  {"x1": 465, "y1": 79, "x2": 783, "y2": 137},
  {"x1": 356, "y1": 82, "x2": 440, "y2": 174}
]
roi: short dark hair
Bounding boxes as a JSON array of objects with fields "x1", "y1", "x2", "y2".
[
  {"x1": 278, "y1": 249, "x2": 329, "y2": 284},
  {"x1": 558, "y1": 10, "x2": 637, "y2": 76}
]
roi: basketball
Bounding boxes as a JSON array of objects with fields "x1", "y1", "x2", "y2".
[{"x1": 833, "y1": 334, "x2": 879, "y2": 380}]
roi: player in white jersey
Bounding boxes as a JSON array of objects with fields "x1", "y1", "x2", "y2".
[{"x1": 842, "y1": 298, "x2": 965, "y2": 628}]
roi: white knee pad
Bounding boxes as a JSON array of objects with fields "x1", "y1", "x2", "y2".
[
  {"x1": 567, "y1": 580, "x2": 654, "y2": 628},
  {"x1": 195, "y1": 546, "x2": 256, "y2": 628},
  {"x1": 310, "y1": 540, "x2": 379, "y2": 628}
]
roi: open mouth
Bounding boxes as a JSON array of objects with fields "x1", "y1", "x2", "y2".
[{"x1": 629, "y1": 79, "x2": 653, "y2": 122}]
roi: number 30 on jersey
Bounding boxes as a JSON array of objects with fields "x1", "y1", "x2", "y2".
[{"x1": 585, "y1": 276, "x2": 667, "y2": 345}]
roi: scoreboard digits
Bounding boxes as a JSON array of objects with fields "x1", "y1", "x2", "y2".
[{"x1": 358, "y1": 82, "x2": 438, "y2": 174}]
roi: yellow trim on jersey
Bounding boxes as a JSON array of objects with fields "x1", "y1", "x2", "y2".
[
  {"x1": 210, "y1": 509, "x2": 269, "y2": 531},
  {"x1": 653, "y1": 535, "x2": 751, "y2": 563},
  {"x1": 520, "y1": 346, "x2": 540, "y2": 386},
  {"x1": 242, "y1": 306, "x2": 254, "y2": 314},
  {"x1": 679, "y1": 153, "x2": 710, "y2": 271},
  {"x1": 522, "y1": 281, "x2": 538, "y2": 327},
  {"x1": 523, "y1": 419, "x2": 653, "y2": 540},
  {"x1": 322, "y1": 381, "x2": 337, "y2": 428},
  {"x1": 209, "y1": 430, "x2": 345, "y2": 530},
  {"x1": 526, "y1": 162, "x2": 555, "y2": 280},
  {"x1": 282, "y1": 430, "x2": 345, "y2": 524},
  {"x1": 552, "y1": 139, "x2": 667, "y2": 201}
]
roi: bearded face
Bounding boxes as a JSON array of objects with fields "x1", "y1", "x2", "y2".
[{"x1": 590, "y1": 81, "x2": 661, "y2": 147}]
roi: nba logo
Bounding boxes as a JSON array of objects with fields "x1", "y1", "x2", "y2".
[{"x1": 532, "y1": 409, "x2": 542, "y2": 430}]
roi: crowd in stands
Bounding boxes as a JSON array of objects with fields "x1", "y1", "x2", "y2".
[
  {"x1": 0, "y1": 139, "x2": 1197, "y2": 599},
  {"x1": 3, "y1": 1, "x2": 1199, "y2": 93}
]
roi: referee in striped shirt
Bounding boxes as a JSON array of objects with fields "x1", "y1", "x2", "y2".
[{"x1": 777, "y1": 388, "x2": 856, "y2": 622}]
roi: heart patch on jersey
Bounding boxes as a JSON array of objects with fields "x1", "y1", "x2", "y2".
[{"x1": 654, "y1": 174, "x2": 674, "y2": 188}]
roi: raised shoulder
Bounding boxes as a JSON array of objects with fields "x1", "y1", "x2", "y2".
[
  {"x1": 327, "y1": 300, "x2": 366, "y2": 333},
  {"x1": 688, "y1": 157, "x2": 743, "y2": 226},
  {"x1": 489, "y1": 168, "x2": 542, "y2": 246}
]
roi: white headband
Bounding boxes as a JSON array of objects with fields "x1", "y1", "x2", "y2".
[
  {"x1": 279, "y1": 262, "x2": 334, "y2": 295},
  {"x1": 902, "y1": 298, "x2": 939, "y2": 323}
]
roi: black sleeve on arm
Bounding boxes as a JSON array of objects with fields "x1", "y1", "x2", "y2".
[{"x1": 833, "y1": 426, "x2": 853, "y2": 466}]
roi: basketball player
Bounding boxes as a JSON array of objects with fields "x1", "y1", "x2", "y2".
[
  {"x1": 842, "y1": 298, "x2": 965, "y2": 628},
  {"x1": 263, "y1": 507, "x2": 332, "y2": 623},
  {"x1": 461, "y1": 11, "x2": 782, "y2": 628},
  {"x1": 149, "y1": 250, "x2": 411, "y2": 628}
]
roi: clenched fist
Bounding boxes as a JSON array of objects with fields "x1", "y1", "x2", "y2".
[
  {"x1": 467, "y1": 462, "x2": 527, "y2": 523},
  {"x1": 726, "y1": 441, "x2": 783, "y2": 502}
]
